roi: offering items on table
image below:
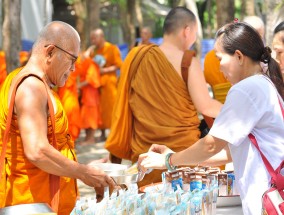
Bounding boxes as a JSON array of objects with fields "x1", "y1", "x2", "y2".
[{"x1": 71, "y1": 165, "x2": 239, "y2": 214}]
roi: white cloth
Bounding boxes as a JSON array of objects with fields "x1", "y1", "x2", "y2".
[{"x1": 209, "y1": 75, "x2": 284, "y2": 215}]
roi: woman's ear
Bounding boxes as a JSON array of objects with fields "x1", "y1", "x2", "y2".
[{"x1": 235, "y1": 50, "x2": 244, "y2": 65}]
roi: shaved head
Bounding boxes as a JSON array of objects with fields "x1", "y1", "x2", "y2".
[
  {"x1": 243, "y1": 16, "x2": 265, "y2": 39},
  {"x1": 91, "y1": 28, "x2": 105, "y2": 38},
  {"x1": 163, "y1": 7, "x2": 196, "y2": 35},
  {"x1": 90, "y1": 28, "x2": 106, "y2": 47},
  {"x1": 32, "y1": 21, "x2": 80, "y2": 54}
]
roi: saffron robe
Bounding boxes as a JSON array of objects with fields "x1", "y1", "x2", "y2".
[
  {"x1": 58, "y1": 69, "x2": 81, "y2": 140},
  {"x1": 78, "y1": 58, "x2": 102, "y2": 129},
  {"x1": 204, "y1": 50, "x2": 231, "y2": 103},
  {"x1": 106, "y1": 45, "x2": 201, "y2": 186},
  {"x1": 0, "y1": 69, "x2": 78, "y2": 215},
  {"x1": 0, "y1": 51, "x2": 29, "y2": 88},
  {"x1": 94, "y1": 42, "x2": 122, "y2": 129}
]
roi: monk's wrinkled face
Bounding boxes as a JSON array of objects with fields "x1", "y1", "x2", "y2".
[
  {"x1": 48, "y1": 40, "x2": 79, "y2": 87},
  {"x1": 272, "y1": 32, "x2": 284, "y2": 75},
  {"x1": 214, "y1": 38, "x2": 243, "y2": 85}
]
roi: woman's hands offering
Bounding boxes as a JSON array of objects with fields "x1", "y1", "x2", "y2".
[{"x1": 138, "y1": 144, "x2": 174, "y2": 172}]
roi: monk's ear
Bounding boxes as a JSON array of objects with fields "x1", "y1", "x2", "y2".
[
  {"x1": 183, "y1": 26, "x2": 191, "y2": 38},
  {"x1": 44, "y1": 45, "x2": 54, "y2": 62}
]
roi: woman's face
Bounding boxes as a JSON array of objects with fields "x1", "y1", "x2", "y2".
[
  {"x1": 272, "y1": 32, "x2": 284, "y2": 75},
  {"x1": 214, "y1": 39, "x2": 243, "y2": 85}
]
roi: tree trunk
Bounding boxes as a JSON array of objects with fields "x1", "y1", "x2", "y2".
[
  {"x1": 126, "y1": 0, "x2": 135, "y2": 47},
  {"x1": 73, "y1": 0, "x2": 87, "y2": 50},
  {"x1": 264, "y1": 0, "x2": 284, "y2": 46},
  {"x1": 216, "y1": 0, "x2": 235, "y2": 29},
  {"x1": 118, "y1": 2, "x2": 130, "y2": 44},
  {"x1": 185, "y1": 0, "x2": 203, "y2": 58},
  {"x1": 3, "y1": 0, "x2": 21, "y2": 73},
  {"x1": 85, "y1": 0, "x2": 100, "y2": 48},
  {"x1": 245, "y1": 0, "x2": 255, "y2": 16},
  {"x1": 135, "y1": 0, "x2": 143, "y2": 34}
]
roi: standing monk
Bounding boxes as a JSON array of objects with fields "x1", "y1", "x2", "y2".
[
  {"x1": 106, "y1": 7, "x2": 222, "y2": 186},
  {"x1": 0, "y1": 51, "x2": 6, "y2": 87},
  {"x1": 58, "y1": 69, "x2": 81, "y2": 141},
  {"x1": 77, "y1": 57, "x2": 102, "y2": 144},
  {"x1": 88, "y1": 29, "x2": 122, "y2": 141},
  {"x1": 0, "y1": 21, "x2": 115, "y2": 215}
]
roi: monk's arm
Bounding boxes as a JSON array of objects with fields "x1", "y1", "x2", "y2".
[
  {"x1": 187, "y1": 57, "x2": 222, "y2": 118},
  {"x1": 15, "y1": 77, "x2": 112, "y2": 188},
  {"x1": 100, "y1": 65, "x2": 118, "y2": 74},
  {"x1": 77, "y1": 81, "x2": 88, "y2": 89},
  {"x1": 170, "y1": 135, "x2": 228, "y2": 166}
]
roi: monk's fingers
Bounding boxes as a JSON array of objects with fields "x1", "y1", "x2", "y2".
[{"x1": 106, "y1": 175, "x2": 117, "y2": 187}]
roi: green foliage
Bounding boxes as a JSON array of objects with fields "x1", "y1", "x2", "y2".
[
  {"x1": 65, "y1": 0, "x2": 75, "y2": 4},
  {"x1": 153, "y1": 17, "x2": 165, "y2": 37}
]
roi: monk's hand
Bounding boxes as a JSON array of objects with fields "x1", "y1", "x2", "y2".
[
  {"x1": 148, "y1": 144, "x2": 174, "y2": 155},
  {"x1": 95, "y1": 177, "x2": 119, "y2": 203},
  {"x1": 140, "y1": 151, "x2": 167, "y2": 170},
  {"x1": 81, "y1": 165, "x2": 114, "y2": 188}
]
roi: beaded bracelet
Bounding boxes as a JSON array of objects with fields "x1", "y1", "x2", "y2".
[{"x1": 165, "y1": 153, "x2": 177, "y2": 172}]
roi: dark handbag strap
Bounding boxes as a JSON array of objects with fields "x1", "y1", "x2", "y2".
[
  {"x1": 0, "y1": 73, "x2": 59, "y2": 212},
  {"x1": 181, "y1": 50, "x2": 214, "y2": 128},
  {"x1": 249, "y1": 97, "x2": 284, "y2": 181}
]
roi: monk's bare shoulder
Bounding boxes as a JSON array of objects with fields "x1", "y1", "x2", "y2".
[
  {"x1": 159, "y1": 46, "x2": 184, "y2": 74},
  {"x1": 13, "y1": 76, "x2": 48, "y2": 115}
]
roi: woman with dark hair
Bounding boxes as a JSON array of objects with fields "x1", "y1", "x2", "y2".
[
  {"x1": 139, "y1": 22, "x2": 284, "y2": 214},
  {"x1": 273, "y1": 21, "x2": 284, "y2": 78}
]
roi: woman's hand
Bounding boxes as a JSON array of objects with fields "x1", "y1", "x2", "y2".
[
  {"x1": 148, "y1": 144, "x2": 174, "y2": 155},
  {"x1": 140, "y1": 151, "x2": 167, "y2": 170}
]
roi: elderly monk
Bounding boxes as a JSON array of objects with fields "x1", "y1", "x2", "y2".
[
  {"x1": 77, "y1": 57, "x2": 102, "y2": 144},
  {"x1": 58, "y1": 69, "x2": 81, "y2": 141},
  {"x1": 88, "y1": 29, "x2": 122, "y2": 141},
  {"x1": 0, "y1": 21, "x2": 115, "y2": 214},
  {"x1": 106, "y1": 7, "x2": 222, "y2": 187}
]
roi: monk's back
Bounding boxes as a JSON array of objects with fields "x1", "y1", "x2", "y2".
[{"x1": 129, "y1": 46, "x2": 200, "y2": 186}]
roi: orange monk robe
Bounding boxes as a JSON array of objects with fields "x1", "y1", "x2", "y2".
[
  {"x1": 78, "y1": 58, "x2": 102, "y2": 129},
  {"x1": 0, "y1": 69, "x2": 78, "y2": 215},
  {"x1": 58, "y1": 69, "x2": 81, "y2": 140},
  {"x1": 19, "y1": 51, "x2": 30, "y2": 66},
  {"x1": 0, "y1": 51, "x2": 29, "y2": 87},
  {"x1": 0, "y1": 51, "x2": 6, "y2": 87},
  {"x1": 106, "y1": 45, "x2": 201, "y2": 187},
  {"x1": 94, "y1": 42, "x2": 122, "y2": 129},
  {"x1": 204, "y1": 49, "x2": 231, "y2": 103}
]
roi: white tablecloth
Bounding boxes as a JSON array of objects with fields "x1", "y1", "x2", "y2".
[{"x1": 216, "y1": 206, "x2": 243, "y2": 215}]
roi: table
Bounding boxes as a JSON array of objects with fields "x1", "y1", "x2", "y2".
[{"x1": 216, "y1": 206, "x2": 243, "y2": 215}]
